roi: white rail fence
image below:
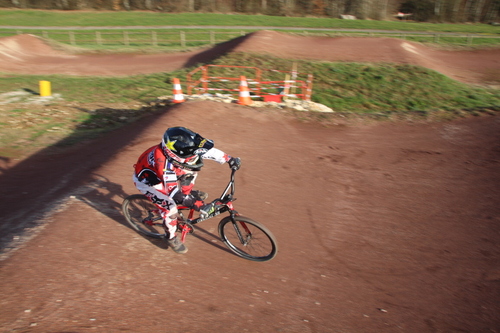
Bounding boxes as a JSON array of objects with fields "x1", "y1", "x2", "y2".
[{"x1": 0, "y1": 29, "x2": 499, "y2": 47}]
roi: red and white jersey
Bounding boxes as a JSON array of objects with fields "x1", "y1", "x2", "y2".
[{"x1": 133, "y1": 144, "x2": 230, "y2": 197}]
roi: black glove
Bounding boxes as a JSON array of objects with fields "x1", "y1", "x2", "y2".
[
  {"x1": 228, "y1": 157, "x2": 241, "y2": 170},
  {"x1": 200, "y1": 201, "x2": 217, "y2": 218}
]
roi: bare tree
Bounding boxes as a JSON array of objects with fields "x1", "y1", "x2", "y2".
[
  {"x1": 450, "y1": 0, "x2": 463, "y2": 22},
  {"x1": 380, "y1": 0, "x2": 390, "y2": 19},
  {"x1": 462, "y1": 0, "x2": 473, "y2": 21},
  {"x1": 358, "y1": 0, "x2": 369, "y2": 18},
  {"x1": 484, "y1": 0, "x2": 500, "y2": 22},
  {"x1": 473, "y1": 0, "x2": 486, "y2": 21},
  {"x1": 434, "y1": 0, "x2": 443, "y2": 18}
]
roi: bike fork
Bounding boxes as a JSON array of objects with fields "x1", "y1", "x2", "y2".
[{"x1": 231, "y1": 216, "x2": 252, "y2": 246}]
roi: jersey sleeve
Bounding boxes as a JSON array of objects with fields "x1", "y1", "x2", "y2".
[
  {"x1": 134, "y1": 146, "x2": 163, "y2": 186},
  {"x1": 201, "y1": 147, "x2": 231, "y2": 164}
]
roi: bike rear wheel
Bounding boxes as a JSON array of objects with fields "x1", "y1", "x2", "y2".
[
  {"x1": 122, "y1": 194, "x2": 165, "y2": 238},
  {"x1": 218, "y1": 216, "x2": 278, "y2": 262}
]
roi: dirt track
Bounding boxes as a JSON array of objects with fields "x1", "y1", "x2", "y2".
[
  {"x1": 0, "y1": 31, "x2": 499, "y2": 332},
  {"x1": 0, "y1": 31, "x2": 500, "y2": 85}
]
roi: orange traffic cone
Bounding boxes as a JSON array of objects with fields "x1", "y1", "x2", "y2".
[
  {"x1": 172, "y1": 78, "x2": 185, "y2": 103},
  {"x1": 237, "y1": 76, "x2": 252, "y2": 105}
]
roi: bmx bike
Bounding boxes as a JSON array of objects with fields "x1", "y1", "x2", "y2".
[{"x1": 121, "y1": 169, "x2": 278, "y2": 262}]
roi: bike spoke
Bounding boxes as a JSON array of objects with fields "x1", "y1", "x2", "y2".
[
  {"x1": 219, "y1": 217, "x2": 277, "y2": 261},
  {"x1": 122, "y1": 195, "x2": 166, "y2": 238}
]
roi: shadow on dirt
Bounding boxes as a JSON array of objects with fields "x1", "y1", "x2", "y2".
[
  {"x1": 71, "y1": 173, "x2": 234, "y2": 254},
  {"x1": 0, "y1": 32, "x2": 253, "y2": 257},
  {"x1": 184, "y1": 33, "x2": 252, "y2": 68},
  {"x1": 0, "y1": 103, "x2": 181, "y2": 256}
]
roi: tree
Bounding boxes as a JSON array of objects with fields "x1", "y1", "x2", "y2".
[
  {"x1": 451, "y1": 0, "x2": 463, "y2": 22},
  {"x1": 474, "y1": 0, "x2": 487, "y2": 21},
  {"x1": 484, "y1": 0, "x2": 500, "y2": 22},
  {"x1": 400, "y1": 0, "x2": 436, "y2": 21},
  {"x1": 434, "y1": 0, "x2": 443, "y2": 18}
]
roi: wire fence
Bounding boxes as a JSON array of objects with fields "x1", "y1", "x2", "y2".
[
  {"x1": 0, "y1": 29, "x2": 499, "y2": 48},
  {"x1": 0, "y1": 30, "x2": 248, "y2": 48},
  {"x1": 316, "y1": 31, "x2": 500, "y2": 46}
]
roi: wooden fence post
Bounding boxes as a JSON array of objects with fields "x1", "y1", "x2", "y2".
[
  {"x1": 181, "y1": 31, "x2": 185, "y2": 48},
  {"x1": 96, "y1": 31, "x2": 102, "y2": 45},
  {"x1": 152, "y1": 31, "x2": 157, "y2": 46},
  {"x1": 124, "y1": 31, "x2": 129, "y2": 46},
  {"x1": 69, "y1": 31, "x2": 75, "y2": 45},
  {"x1": 467, "y1": 34, "x2": 474, "y2": 45}
]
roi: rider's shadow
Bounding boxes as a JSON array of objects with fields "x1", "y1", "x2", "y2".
[{"x1": 76, "y1": 174, "x2": 232, "y2": 254}]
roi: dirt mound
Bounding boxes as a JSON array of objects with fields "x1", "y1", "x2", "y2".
[
  {"x1": 0, "y1": 101, "x2": 499, "y2": 332},
  {"x1": 233, "y1": 30, "x2": 500, "y2": 85},
  {"x1": 0, "y1": 34, "x2": 72, "y2": 59},
  {"x1": 234, "y1": 30, "x2": 420, "y2": 63},
  {"x1": 0, "y1": 32, "x2": 499, "y2": 85},
  {"x1": 0, "y1": 34, "x2": 243, "y2": 76}
]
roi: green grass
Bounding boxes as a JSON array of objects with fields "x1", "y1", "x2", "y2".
[
  {"x1": 1, "y1": 53, "x2": 498, "y2": 114},
  {"x1": 2, "y1": 10, "x2": 499, "y2": 50},
  {"x1": 211, "y1": 53, "x2": 500, "y2": 113},
  {"x1": 0, "y1": 73, "x2": 184, "y2": 103},
  {"x1": 1, "y1": 10, "x2": 500, "y2": 35}
]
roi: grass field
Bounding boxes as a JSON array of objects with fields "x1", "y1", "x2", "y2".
[
  {"x1": 1, "y1": 10, "x2": 500, "y2": 35},
  {"x1": 1, "y1": 9, "x2": 500, "y2": 49}
]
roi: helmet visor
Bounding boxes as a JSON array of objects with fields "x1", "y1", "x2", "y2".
[{"x1": 184, "y1": 154, "x2": 200, "y2": 165}]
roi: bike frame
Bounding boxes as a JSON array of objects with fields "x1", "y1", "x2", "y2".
[
  {"x1": 176, "y1": 168, "x2": 250, "y2": 243},
  {"x1": 123, "y1": 167, "x2": 277, "y2": 260}
]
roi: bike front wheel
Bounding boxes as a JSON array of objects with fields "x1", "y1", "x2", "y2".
[
  {"x1": 122, "y1": 194, "x2": 165, "y2": 239},
  {"x1": 218, "y1": 216, "x2": 278, "y2": 262}
]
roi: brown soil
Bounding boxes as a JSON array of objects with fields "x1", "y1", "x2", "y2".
[{"x1": 0, "y1": 31, "x2": 499, "y2": 333}]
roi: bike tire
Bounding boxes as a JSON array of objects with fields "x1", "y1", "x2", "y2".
[
  {"x1": 122, "y1": 194, "x2": 165, "y2": 239},
  {"x1": 218, "y1": 216, "x2": 278, "y2": 262}
]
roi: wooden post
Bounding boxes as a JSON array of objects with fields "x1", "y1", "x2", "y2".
[
  {"x1": 180, "y1": 31, "x2": 186, "y2": 48},
  {"x1": 290, "y1": 62, "x2": 298, "y2": 96},
  {"x1": 305, "y1": 74, "x2": 313, "y2": 101},
  {"x1": 283, "y1": 74, "x2": 290, "y2": 101},
  {"x1": 69, "y1": 31, "x2": 75, "y2": 45},
  {"x1": 467, "y1": 34, "x2": 474, "y2": 46},
  {"x1": 202, "y1": 66, "x2": 208, "y2": 94},
  {"x1": 152, "y1": 31, "x2": 157, "y2": 47},
  {"x1": 124, "y1": 31, "x2": 129, "y2": 46}
]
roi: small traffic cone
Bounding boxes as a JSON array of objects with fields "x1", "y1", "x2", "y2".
[
  {"x1": 237, "y1": 76, "x2": 252, "y2": 105},
  {"x1": 172, "y1": 78, "x2": 185, "y2": 103}
]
